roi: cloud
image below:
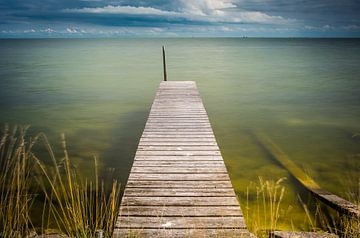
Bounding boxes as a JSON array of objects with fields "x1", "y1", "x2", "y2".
[
  {"x1": 178, "y1": 0, "x2": 237, "y2": 15},
  {"x1": 342, "y1": 25, "x2": 360, "y2": 30},
  {"x1": 23, "y1": 29, "x2": 36, "y2": 33},
  {"x1": 303, "y1": 24, "x2": 349, "y2": 32},
  {"x1": 62, "y1": 0, "x2": 294, "y2": 25},
  {"x1": 66, "y1": 27, "x2": 78, "y2": 33},
  {"x1": 41, "y1": 27, "x2": 55, "y2": 33},
  {"x1": 225, "y1": 11, "x2": 291, "y2": 24},
  {"x1": 21, "y1": 28, "x2": 56, "y2": 34},
  {"x1": 64, "y1": 5, "x2": 179, "y2": 16}
]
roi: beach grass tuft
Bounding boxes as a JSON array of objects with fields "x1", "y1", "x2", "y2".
[
  {"x1": 0, "y1": 125, "x2": 36, "y2": 237},
  {"x1": 0, "y1": 125, "x2": 121, "y2": 237},
  {"x1": 245, "y1": 177, "x2": 286, "y2": 237}
]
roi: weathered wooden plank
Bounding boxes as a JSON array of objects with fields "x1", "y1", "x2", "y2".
[
  {"x1": 132, "y1": 161, "x2": 225, "y2": 166},
  {"x1": 150, "y1": 104, "x2": 204, "y2": 106},
  {"x1": 148, "y1": 115, "x2": 208, "y2": 118},
  {"x1": 146, "y1": 120, "x2": 209, "y2": 123},
  {"x1": 147, "y1": 116, "x2": 209, "y2": 118},
  {"x1": 146, "y1": 118, "x2": 208, "y2": 120},
  {"x1": 153, "y1": 100, "x2": 202, "y2": 102},
  {"x1": 149, "y1": 113, "x2": 207, "y2": 115},
  {"x1": 147, "y1": 118, "x2": 210, "y2": 120},
  {"x1": 134, "y1": 155, "x2": 223, "y2": 161},
  {"x1": 131, "y1": 164, "x2": 227, "y2": 169},
  {"x1": 139, "y1": 138, "x2": 217, "y2": 142},
  {"x1": 151, "y1": 104, "x2": 204, "y2": 106},
  {"x1": 116, "y1": 216, "x2": 246, "y2": 229},
  {"x1": 150, "y1": 111, "x2": 207, "y2": 113},
  {"x1": 143, "y1": 128, "x2": 213, "y2": 131},
  {"x1": 145, "y1": 121, "x2": 210, "y2": 123},
  {"x1": 140, "y1": 135, "x2": 216, "y2": 139},
  {"x1": 148, "y1": 116, "x2": 208, "y2": 118},
  {"x1": 146, "y1": 122, "x2": 211, "y2": 124},
  {"x1": 155, "y1": 93, "x2": 200, "y2": 95},
  {"x1": 152, "y1": 102, "x2": 203, "y2": 103},
  {"x1": 128, "y1": 173, "x2": 230, "y2": 181},
  {"x1": 119, "y1": 205, "x2": 242, "y2": 217},
  {"x1": 149, "y1": 108, "x2": 205, "y2": 110},
  {"x1": 131, "y1": 167, "x2": 227, "y2": 174},
  {"x1": 151, "y1": 102, "x2": 203, "y2": 104},
  {"x1": 140, "y1": 135, "x2": 215, "y2": 138},
  {"x1": 155, "y1": 93, "x2": 201, "y2": 95},
  {"x1": 123, "y1": 188, "x2": 236, "y2": 197},
  {"x1": 135, "y1": 151, "x2": 221, "y2": 156},
  {"x1": 144, "y1": 128, "x2": 213, "y2": 132},
  {"x1": 137, "y1": 145, "x2": 219, "y2": 151},
  {"x1": 149, "y1": 111, "x2": 206, "y2": 113},
  {"x1": 143, "y1": 128, "x2": 212, "y2": 131},
  {"x1": 140, "y1": 136, "x2": 216, "y2": 140},
  {"x1": 149, "y1": 110, "x2": 205, "y2": 111},
  {"x1": 145, "y1": 125, "x2": 211, "y2": 127},
  {"x1": 138, "y1": 142, "x2": 218, "y2": 146},
  {"x1": 113, "y1": 229, "x2": 251, "y2": 238},
  {"x1": 148, "y1": 115, "x2": 206, "y2": 117},
  {"x1": 153, "y1": 100, "x2": 203, "y2": 102},
  {"x1": 125, "y1": 180, "x2": 234, "y2": 188},
  {"x1": 153, "y1": 98, "x2": 202, "y2": 100},
  {"x1": 151, "y1": 103, "x2": 203, "y2": 105},
  {"x1": 146, "y1": 121, "x2": 210, "y2": 124},
  {"x1": 141, "y1": 132, "x2": 215, "y2": 136},
  {"x1": 144, "y1": 127, "x2": 212, "y2": 130}
]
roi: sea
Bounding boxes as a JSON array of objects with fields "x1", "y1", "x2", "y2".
[{"x1": 0, "y1": 38, "x2": 359, "y2": 230}]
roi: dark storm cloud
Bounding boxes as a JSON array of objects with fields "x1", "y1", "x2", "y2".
[{"x1": 238, "y1": 0, "x2": 360, "y2": 26}]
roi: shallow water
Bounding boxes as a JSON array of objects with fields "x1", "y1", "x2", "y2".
[{"x1": 0, "y1": 38, "x2": 359, "y2": 230}]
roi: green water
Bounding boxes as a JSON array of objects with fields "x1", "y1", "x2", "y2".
[{"x1": 1, "y1": 38, "x2": 359, "y2": 230}]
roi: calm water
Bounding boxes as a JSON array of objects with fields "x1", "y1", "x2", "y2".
[{"x1": 0, "y1": 38, "x2": 359, "y2": 230}]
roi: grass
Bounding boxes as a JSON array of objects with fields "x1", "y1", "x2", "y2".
[
  {"x1": 1, "y1": 125, "x2": 358, "y2": 237},
  {"x1": 244, "y1": 176, "x2": 359, "y2": 238},
  {"x1": 244, "y1": 177, "x2": 286, "y2": 237},
  {"x1": 249, "y1": 131, "x2": 359, "y2": 237},
  {"x1": 298, "y1": 132, "x2": 360, "y2": 238},
  {"x1": 300, "y1": 199, "x2": 359, "y2": 238},
  {"x1": 0, "y1": 126, "x2": 121, "y2": 237},
  {"x1": 298, "y1": 178, "x2": 360, "y2": 238},
  {"x1": 0, "y1": 125, "x2": 35, "y2": 237}
]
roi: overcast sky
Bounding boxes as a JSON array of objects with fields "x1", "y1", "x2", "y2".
[{"x1": 1, "y1": 0, "x2": 359, "y2": 37}]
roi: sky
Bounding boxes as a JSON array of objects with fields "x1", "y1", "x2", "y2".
[{"x1": 0, "y1": 0, "x2": 360, "y2": 37}]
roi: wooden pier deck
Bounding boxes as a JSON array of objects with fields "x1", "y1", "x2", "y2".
[{"x1": 114, "y1": 81, "x2": 250, "y2": 237}]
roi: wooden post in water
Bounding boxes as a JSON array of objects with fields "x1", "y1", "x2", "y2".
[{"x1": 162, "y1": 46, "x2": 167, "y2": 81}]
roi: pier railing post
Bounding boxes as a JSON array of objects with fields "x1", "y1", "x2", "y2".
[{"x1": 162, "y1": 46, "x2": 167, "y2": 81}]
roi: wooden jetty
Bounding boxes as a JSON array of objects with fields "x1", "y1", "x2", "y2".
[{"x1": 114, "y1": 81, "x2": 250, "y2": 237}]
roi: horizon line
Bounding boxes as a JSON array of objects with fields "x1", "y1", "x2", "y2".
[{"x1": 1, "y1": 36, "x2": 360, "y2": 40}]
